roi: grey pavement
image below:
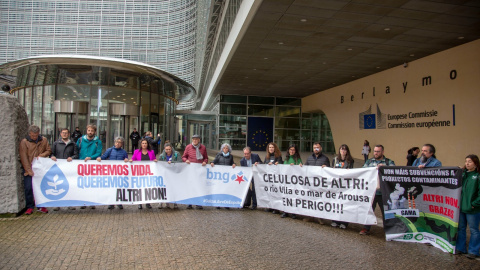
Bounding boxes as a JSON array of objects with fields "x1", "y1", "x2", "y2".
[{"x1": 1, "y1": 205, "x2": 478, "y2": 269}]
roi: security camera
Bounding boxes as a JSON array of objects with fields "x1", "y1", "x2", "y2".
[{"x1": 403, "y1": 62, "x2": 408, "y2": 68}]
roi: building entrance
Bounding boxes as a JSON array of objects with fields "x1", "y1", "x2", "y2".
[
  {"x1": 53, "y1": 100, "x2": 89, "y2": 142},
  {"x1": 187, "y1": 121, "x2": 214, "y2": 149},
  {"x1": 108, "y1": 104, "x2": 139, "y2": 152}
]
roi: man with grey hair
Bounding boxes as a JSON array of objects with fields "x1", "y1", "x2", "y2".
[
  {"x1": 20, "y1": 125, "x2": 52, "y2": 215},
  {"x1": 241, "y1": 146, "x2": 262, "y2": 210},
  {"x1": 182, "y1": 134, "x2": 208, "y2": 209},
  {"x1": 97, "y1": 136, "x2": 129, "y2": 209}
]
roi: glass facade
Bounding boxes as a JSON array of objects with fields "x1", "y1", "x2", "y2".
[
  {"x1": 217, "y1": 95, "x2": 334, "y2": 152},
  {"x1": 9, "y1": 57, "x2": 194, "y2": 152},
  {"x1": 0, "y1": 0, "x2": 197, "y2": 86}
]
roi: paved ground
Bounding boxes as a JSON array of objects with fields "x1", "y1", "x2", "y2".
[{"x1": 0, "y1": 206, "x2": 478, "y2": 270}]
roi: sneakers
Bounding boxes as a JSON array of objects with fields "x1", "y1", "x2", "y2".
[
  {"x1": 25, "y1": 208, "x2": 34, "y2": 215},
  {"x1": 108, "y1": 205, "x2": 114, "y2": 210},
  {"x1": 37, "y1": 207, "x2": 48, "y2": 214},
  {"x1": 118, "y1": 205, "x2": 123, "y2": 210},
  {"x1": 186, "y1": 205, "x2": 193, "y2": 209},
  {"x1": 196, "y1": 205, "x2": 203, "y2": 209},
  {"x1": 465, "y1": 253, "x2": 480, "y2": 260},
  {"x1": 331, "y1": 222, "x2": 338, "y2": 227},
  {"x1": 53, "y1": 207, "x2": 60, "y2": 211},
  {"x1": 146, "y1": 204, "x2": 152, "y2": 209},
  {"x1": 281, "y1": 213, "x2": 288, "y2": 218},
  {"x1": 90, "y1": 206, "x2": 96, "y2": 209},
  {"x1": 80, "y1": 206, "x2": 86, "y2": 209},
  {"x1": 339, "y1": 224, "x2": 347, "y2": 230},
  {"x1": 68, "y1": 207, "x2": 76, "y2": 210},
  {"x1": 359, "y1": 229, "x2": 370, "y2": 235}
]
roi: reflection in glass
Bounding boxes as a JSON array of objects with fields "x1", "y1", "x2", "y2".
[
  {"x1": 219, "y1": 115, "x2": 246, "y2": 126},
  {"x1": 34, "y1": 66, "x2": 46, "y2": 85},
  {"x1": 275, "y1": 129, "x2": 301, "y2": 140},
  {"x1": 17, "y1": 88, "x2": 24, "y2": 106},
  {"x1": 275, "y1": 106, "x2": 300, "y2": 118},
  {"x1": 248, "y1": 96, "x2": 274, "y2": 105},
  {"x1": 58, "y1": 66, "x2": 92, "y2": 84},
  {"x1": 141, "y1": 90, "x2": 150, "y2": 135},
  {"x1": 27, "y1": 66, "x2": 37, "y2": 85},
  {"x1": 275, "y1": 118, "x2": 300, "y2": 129},
  {"x1": 32, "y1": 86, "x2": 43, "y2": 128},
  {"x1": 276, "y1": 97, "x2": 301, "y2": 106},
  {"x1": 220, "y1": 95, "x2": 247, "y2": 103},
  {"x1": 90, "y1": 86, "x2": 109, "y2": 150},
  {"x1": 25, "y1": 87, "x2": 32, "y2": 122},
  {"x1": 220, "y1": 103, "x2": 246, "y2": 115},
  {"x1": 248, "y1": 105, "x2": 274, "y2": 117}
]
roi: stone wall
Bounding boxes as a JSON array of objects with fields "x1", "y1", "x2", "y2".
[{"x1": 0, "y1": 92, "x2": 29, "y2": 214}]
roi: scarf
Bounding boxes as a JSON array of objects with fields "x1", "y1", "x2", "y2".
[
  {"x1": 222, "y1": 152, "x2": 230, "y2": 157},
  {"x1": 193, "y1": 143, "x2": 203, "y2": 160}
]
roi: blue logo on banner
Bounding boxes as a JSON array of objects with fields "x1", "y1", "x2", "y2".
[
  {"x1": 231, "y1": 171, "x2": 247, "y2": 184},
  {"x1": 364, "y1": 114, "x2": 376, "y2": 129},
  {"x1": 207, "y1": 169, "x2": 247, "y2": 184},
  {"x1": 40, "y1": 164, "x2": 69, "y2": 200}
]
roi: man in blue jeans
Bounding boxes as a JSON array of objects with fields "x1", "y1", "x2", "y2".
[
  {"x1": 359, "y1": 144, "x2": 395, "y2": 235},
  {"x1": 20, "y1": 125, "x2": 52, "y2": 215}
]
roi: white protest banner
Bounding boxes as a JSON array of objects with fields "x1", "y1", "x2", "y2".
[
  {"x1": 253, "y1": 164, "x2": 378, "y2": 224},
  {"x1": 32, "y1": 158, "x2": 252, "y2": 208}
]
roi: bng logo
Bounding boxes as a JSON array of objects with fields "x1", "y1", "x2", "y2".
[
  {"x1": 206, "y1": 168, "x2": 247, "y2": 184},
  {"x1": 359, "y1": 104, "x2": 386, "y2": 130},
  {"x1": 40, "y1": 164, "x2": 69, "y2": 200}
]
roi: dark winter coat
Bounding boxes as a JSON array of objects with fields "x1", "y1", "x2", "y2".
[
  {"x1": 51, "y1": 139, "x2": 79, "y2": 159},
  {"x1": 212, "y1": 152, "x2": 235, "y2": 166}
]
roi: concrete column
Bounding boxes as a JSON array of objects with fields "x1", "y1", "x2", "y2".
[{"x1": 0, "y1": 92, "x2": 29, "y2": 215}]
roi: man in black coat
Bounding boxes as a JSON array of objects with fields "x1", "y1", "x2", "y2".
[
  {"x1": 304, "y1": 142, "x2": 330, "y2": 167},
  {"x1": 51, "y1": 128, "x2": 78, "y2": 211},
  {"x1": 71, "y1": 127, "x2": 82, "y2": 143},
  {"x1": 240, "y1": 146, "x2": 262, "y2": 210},
  {"x1": 129, "y1": 128, "x2": 141, "y2": 153},
  {"x1": 144, "y1": 131, "x2": 161, "y2": 155}
]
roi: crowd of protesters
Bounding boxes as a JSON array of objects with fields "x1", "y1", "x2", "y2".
[{"x1": 20, "y1": 125, "x2": 479, "y2": 259}]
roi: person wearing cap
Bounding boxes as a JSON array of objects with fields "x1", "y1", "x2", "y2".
[{"x1": 182, "y1": 134, "x2": 208, "y2": 209}]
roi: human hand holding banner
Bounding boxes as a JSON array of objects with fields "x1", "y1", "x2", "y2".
[
  {"x1": 32, "y1": 158, "x2": 252, "y2": 208},
  {"x1": 379, "y1": 166, "x2": 462, "y2": 254},
  {"x1": 253, "y1": 164, "x2": 378, "y2": 224}
]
